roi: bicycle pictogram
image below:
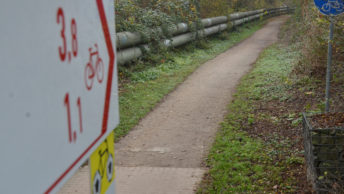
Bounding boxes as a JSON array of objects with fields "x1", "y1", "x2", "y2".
[
  {"x1": 321, "y1": 0, "x2": 344, "y2": 12},
  {"x1": 84, "y1": 43, "x2": 104, "y2": 91},
  {"x1": 92, "y1": 138, "x2": 114, "y2": 194}
]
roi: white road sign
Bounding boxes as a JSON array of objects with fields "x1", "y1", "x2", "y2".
[{"x1": 0, "y1": 0, "x2": 119, "y2": 193}]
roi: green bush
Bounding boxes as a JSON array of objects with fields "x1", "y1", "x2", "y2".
[
  {"x1": 291, "y1": 0, "x2": 344, "y2": 78},
  {"x1": 115, "y1": 0, "x2": 199, "y2": 33},
  {"x1": 199, "y1": 0, "x2": 282, "y2": 18}
]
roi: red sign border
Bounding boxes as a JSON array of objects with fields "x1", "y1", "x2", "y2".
[{"x1": 45, "y1": 0, "x2": 115, "y2": 193}]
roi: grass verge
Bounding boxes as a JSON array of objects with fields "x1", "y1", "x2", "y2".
[
  {"x1": 115, "y1": 19, "x2": 268, "y2": 140},
  {"x1": 197, "y1": 43, "x2": 307, "y2": 193},
  {"x1": 198, "y1": 14, "x2": 344, "y2": 193}
]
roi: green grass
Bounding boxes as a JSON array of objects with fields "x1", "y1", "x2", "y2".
[
  {"x1": 197, "y1": 44, "x2": 301, "y2": 193},
  {"x1": 115, "y1": 20, "x2": 267, "y2": 140}
]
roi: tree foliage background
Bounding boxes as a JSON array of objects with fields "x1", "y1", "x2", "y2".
[
  {"x1": 115, "y1": 0, "x2": 283, "y2": 33},
  {"x1": 289, "y1": 0, "x2": 344, "y2": 77},
  {"x1": 199, "y1": 0, "x2": 281, "y2": 17}
]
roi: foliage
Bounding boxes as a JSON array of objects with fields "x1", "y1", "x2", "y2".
[
  {"x1": 115, "y1": 0, "x2": 282, "y2": 32},
  {"x1": 291, "y1": 0, "x2": 344, "y2": 78},
  {"x1": 115, "y1": 0, "x2": 199, "y2": 33},
  {"x1": 199, "y1": 0, "x2": 282, "y2": 18},
  {"x1": 115, "y1": 0, "x2": 201, "y2": 63},
  {"x1": 198, "y1": 44, "x2": 301, "y2": 193}
]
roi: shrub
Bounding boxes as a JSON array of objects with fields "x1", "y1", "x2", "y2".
[{"x1": 292, "y1": 0, "x2": 344, "y2": 78}]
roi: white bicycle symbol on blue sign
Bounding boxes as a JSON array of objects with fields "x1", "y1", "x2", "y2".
[
  {"x1": 322, "y1": 0, "x2": 344, "y2": 12},
  {"x1": 314, "y1": 0, "x2": 344, "y2": 15}
]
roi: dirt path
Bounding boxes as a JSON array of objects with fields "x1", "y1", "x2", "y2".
[{"x1": 114, "y1": 16, "x2": 289, "y2": 194}]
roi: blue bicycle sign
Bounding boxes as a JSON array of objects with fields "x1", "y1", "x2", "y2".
[{"x1": 314, "y1": 0, "x2": 344, "y2": 15}]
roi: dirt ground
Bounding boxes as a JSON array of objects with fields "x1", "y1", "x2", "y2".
[{"x1": 114, "y1": 16, "x2": 290, "y2": 194}]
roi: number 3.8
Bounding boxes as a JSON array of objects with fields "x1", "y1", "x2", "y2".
[{"x1": 56, "y1": 7, "x2": 78, "y2": 62}]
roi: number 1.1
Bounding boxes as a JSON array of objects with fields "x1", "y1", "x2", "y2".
[{"x1": 64, "y1": 93, "x2": 83, "y2": 143}]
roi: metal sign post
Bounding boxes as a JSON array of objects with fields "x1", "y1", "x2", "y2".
[
  {"x1": 325, "y1": 18, "x2": 334, "y2": 112},
  {"x1": 314, "y1": 0, "x2": 344, "y2": 112}
]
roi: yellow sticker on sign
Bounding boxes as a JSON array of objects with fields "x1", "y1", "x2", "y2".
[{"x1": 90, "y1": 132, "x2": 115, "y2": 194}]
